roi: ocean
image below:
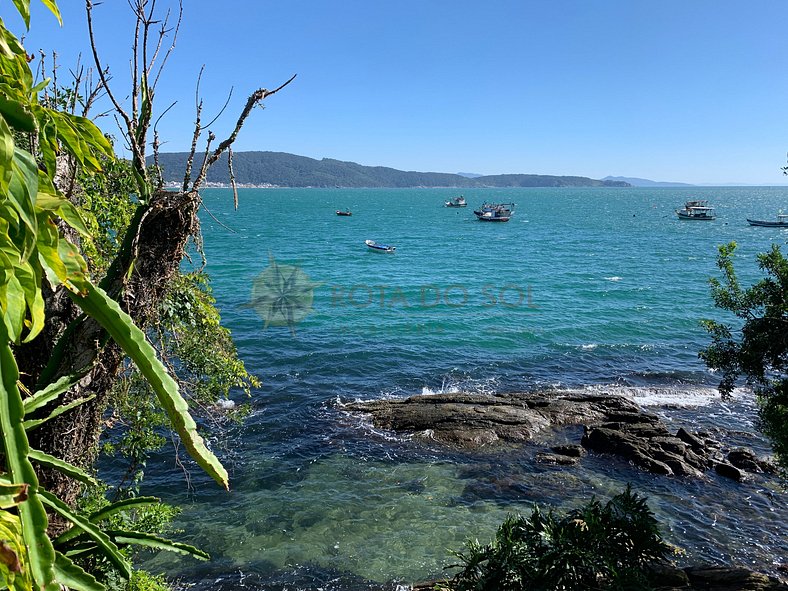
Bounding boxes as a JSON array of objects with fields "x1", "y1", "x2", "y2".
[{"x1": 140, "y1": 186, "x2": 788, "y2": 590}]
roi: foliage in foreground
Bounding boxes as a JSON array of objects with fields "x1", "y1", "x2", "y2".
[
  {"x1": 0, "y1": 1, "x2": 238, "y2": 589},
  {"x1": 700, "y1": 241, "x2": 788, "y2": 468},
  {"x1": 444, "y1": 487, "x2": 672, "y2": 591}
]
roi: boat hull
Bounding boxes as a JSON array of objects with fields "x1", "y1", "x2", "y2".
[
  {"x1": 676, "y1": 211, "x2": 715, "y2": 220},
  {"x1": 475, "y1": 216, "x2": 510, "y2": 222},
  {"x1": 365, "y1": 240, "x2": 395, "y2": 253},
  {"x1": 747, "y1": 219, "x2": 788, "y2": 227}
]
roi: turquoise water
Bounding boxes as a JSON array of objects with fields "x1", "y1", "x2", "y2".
[{"x1": 142, "y1": 187, "x2": 788, "y2": 590}]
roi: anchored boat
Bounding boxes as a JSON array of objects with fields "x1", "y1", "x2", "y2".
[
  {"x1": 474, "y1": 202, "x2": 514, "y2": 222},
  {"x1": 445, "y1": 196, "x2": 467, "y2": 208},
  {"x1": 365, "y1": 239, "x2": 396, "y2": 253},
  {"x1": 336, "y1": 210, "x2": 352, "y2": 216},
  {"x1": 676, "y1": 200, "x2": 715, "y2": 220},
  {"x1": 746, "y1": 214, "x2": 788, "y2": 227}
]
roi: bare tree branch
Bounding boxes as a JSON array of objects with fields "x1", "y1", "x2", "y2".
[
  {"x1": 86, "y1": 0, "x2": 132, "y2": 130},
  {"x1": 182, "y1": 65, "x2": 205, "y2": 192},
  {"x1": 191, "y1": 73, "x2": 296, "y2": 191},
  {"x1": 151, "y1": 0, "x2": 181, "y2": 90},
  {"x1": 228, "y1": 146, "x2": 238, "y2": 210},
  {"x1": 204, "y1": 86, "x2": 233, "y2": 129}
]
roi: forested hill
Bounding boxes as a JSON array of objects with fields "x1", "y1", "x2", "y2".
[{"x1": 153, "y1": 151, "x2": 630, "y2": 188}]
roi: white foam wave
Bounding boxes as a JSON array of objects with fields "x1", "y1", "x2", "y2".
[
  {"x1": 583, "y1": 384, "x2": 750, "y2": 407},
  {"x1": 604, "y1": 276, "x2": 622, "y2": 282}
]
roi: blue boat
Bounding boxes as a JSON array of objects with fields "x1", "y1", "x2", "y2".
[
  {"x1": 365, "y1": 239, "x2": 396, "y2": 253},
  {"x1": 747, "y1": 214, "x2": 788, "y2": 227}
]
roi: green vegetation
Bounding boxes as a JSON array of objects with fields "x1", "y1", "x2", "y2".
[
  {"x1": 0, "y1": 1, "x2": 263, "y2": 589},
  {"x1": 153, "y1": 151, "x2": 631, "y2": 188},
  {"x1": 701, "y1": 242, "x2": 788, "y2": 469},
  {"x1": 443, "y1": 487, "x2": 672, "y2": 591}
]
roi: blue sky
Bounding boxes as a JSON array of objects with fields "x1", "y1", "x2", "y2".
[{"x1": 14, "y1": 1, "x2": 788, "y2": 184}]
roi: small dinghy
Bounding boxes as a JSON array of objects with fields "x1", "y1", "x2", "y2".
[
  {"x1": 336, "y1": 210, "x2": 352, "y2": 216},
  {"x1": 365, "y1": 239, "x2": 396, "y2": 253}
]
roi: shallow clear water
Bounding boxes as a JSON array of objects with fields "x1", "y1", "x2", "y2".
[{"x1": 139, "y1": 187, "x2": 788, "y2": 589}]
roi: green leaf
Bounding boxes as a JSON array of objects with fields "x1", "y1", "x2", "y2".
[
  {"x1": 23, "y1": 374, "x2": 76, "y2": 415},
  {"x1": 68, "y1": 282, "x2": 230, "y2": 490},
  {"x1": 39, "y1": 490, "x2": 131, "y2": 580},
  {"x1": 3, "y1": 273, "x2": 25, "y2": 343},
  {"x1": 0, "y1": 97, "x2": 35, "y2": 132},
  {"x1": 8, "y1": 148, "x2": 39, "y2": 256},
  {"x1": 107, "y1": 530, "x2": 210, "y2": 560},
  {"x1": 0, "y1": 324, "x2": 59, "y2": 591},
  {"x1": 55, "y1": 497, "x2": 161, "y2": 546},
  {"x1": 37, "y1": 0, "x2": 62, "y2": 25},
  {"x1": 11, "y1": 0, "x2": 31, "y2": 29},
  {"x1": 0, "y1": 115, "x2": 15, "y2": 193},
  {"x1": 22, "y1": 393, "x2": 96, "y2": 431},
  {"x1": 13, "y1": 260, "x2": 44, "y2": 343},
  {"x1": 27, "y1": 449, "x2": 98, "y2": 487},
  {"x1": 53, "y1": 551, "x2": 105, "y2": 591},
  {"x1": 88, "y1": 497, "x2": 161, "y2": 525}
]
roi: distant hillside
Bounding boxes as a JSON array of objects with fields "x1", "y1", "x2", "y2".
[
  {"x1": 152, "y1": 151, "x2": 630, "y2": 188},
  {"x1": 603, "y1": 176, "x2": 693, "y2": 187}
]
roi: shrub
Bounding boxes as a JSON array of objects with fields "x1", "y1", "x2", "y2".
[{"x1": 446, "y1": 486, "x2": 671, "y2": 591}]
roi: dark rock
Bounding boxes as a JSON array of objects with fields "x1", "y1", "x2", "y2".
[
  {"x1": 714, "y1": 462, "x2": 745, "y2": 482},
  {"x1": 677, "y1": 427, "x2": 708, "y2": 452},
  {"x1": 684, "y1": 565, "x2": 788, "y2": 590},
  {"x1": 551, "y1": 444, "x2": 585, "y2": 457},
  {"x1": 343, "y1": 392, "x2": 632, "y2": 449},
  {"x1": 535, "y1": 452, "x2": 579, "y2": 465},
  {"x1": 726, "y1": 448, "x2": 778, "y2": 475},
  {"x1": 646, "y1": 563, "x2": 691, "y2": 588},
  {"x1": 342, "y1": 391, "x2": 758, "y2": 482}
]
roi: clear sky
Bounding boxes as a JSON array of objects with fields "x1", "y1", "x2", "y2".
[{"x1": 13, "y1": 1, "x2": 788, "y2": 184}]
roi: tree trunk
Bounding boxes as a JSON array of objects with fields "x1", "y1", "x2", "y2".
[{"x1": 22, "y1": 189, "x2": 201, "y2": 512}]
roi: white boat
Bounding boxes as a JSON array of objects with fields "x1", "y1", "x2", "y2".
[
  {"x1": 365, "y1": 239, "x2": 396, "y2": 253},
  {"x1": 445, "y1": 196, "x2": 467, "y2": 207},
  {"x1": 676, "y1": 200, "x2": 715, "y2": 220}
]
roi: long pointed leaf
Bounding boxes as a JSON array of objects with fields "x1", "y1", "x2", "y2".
[
  {"x1": 39, "y1": 490, "x2": 131, "y2": 580},
  {"x1": 53, "y1": 551, "x2": 104, "y2": 591},
  {"x1": 27, "y1": 449, "x2": 98, "y2": 487},
  {"x1": 22, "y1": 392, "x2": 96, "y2": 431},
  {"x1": 88, "y1": 496, "x2": 160, "y2": 525},
  {"x1": 0, "y1": 325, "x2": 58, "y2": 590},
  {"x1": 107, "y1": 530, "x2": 210, "y2": 560},
  {"x1": 68, "y1": 282, "x2": 229, "y2": 490},
  {"x1": 56, "y1": 496, "x2": 160, "y2": 546},
  {"x1": 22, "y1": 374, "x2": 76, "y2": 415}
]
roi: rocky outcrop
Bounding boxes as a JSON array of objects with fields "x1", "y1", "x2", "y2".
[
  {"x1": 344, "y1": 392, "x2": 639, "y2": 448},
  {"x1": 343, "y1": 391, "x2": 775, "y2": 480}
]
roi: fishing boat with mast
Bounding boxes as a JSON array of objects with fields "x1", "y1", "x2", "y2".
[
  {"x1": 676, "y1": 200, "x2": 715, "y2": 220},
  {"x1": 445, "y1": 196, "x2": 467, "y2": 208},
  {"x1": 473, "y1": 202, "x2": 514, "y2": 222}
]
